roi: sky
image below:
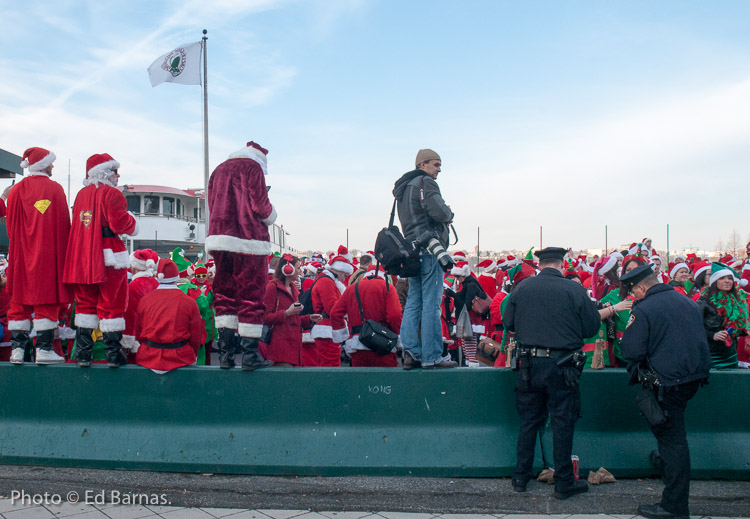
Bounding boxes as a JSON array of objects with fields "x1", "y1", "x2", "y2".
[{"x1": 2, "y1": 0, "x2": 750, "y2": 254}]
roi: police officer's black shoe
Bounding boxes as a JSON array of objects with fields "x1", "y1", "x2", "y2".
[
  {"x1": 553, "y1": 480, "x2": 588, "y2": 499},
  {"x1": 511, "y1": 478, "x2": 527, "y2": 492},
  {"x1": 637, "y1": 503, "x2": 688, "y2": 519},
  {"x1": 649, "y1": 450, "x2": 665, "y2": 479}
]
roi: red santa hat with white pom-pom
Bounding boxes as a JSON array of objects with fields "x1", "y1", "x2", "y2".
[
  {"x1": 130, "y1": 248, "x2": 159, "y2": 273},
  {"x1": 156, "y1": 258, "x2": 180, "y2": 284},
  {"x1": 84, "y1": 153, "x2": 120, "y2": 187},
  {"x1": 20, "y1": 147, "x2": 56, "y2": 174},
  {"x1": 325, "y1": 255, "x2": 354, "y2": 275}
]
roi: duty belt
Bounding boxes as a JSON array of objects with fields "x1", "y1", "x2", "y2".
[
  {"x1": 145, "y1": 339, "x2": 188, "y2": 350},
  {"x1": 519, "y1": 346, "x2": 578, "y2": 360},
  {"x1": 102, "y1": 226, "x2": 117, "y2": 238}
]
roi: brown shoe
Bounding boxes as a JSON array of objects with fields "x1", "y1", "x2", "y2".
[
  {"x1": 423, "y1": 359, "x2": 458, "y2": 369},
  {"x1": 402, "y1": 351, "x2": 421, "y2": 370}
]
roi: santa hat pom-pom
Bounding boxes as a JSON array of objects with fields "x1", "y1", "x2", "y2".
[
  {"x1": 19, "y1": 159, "x2": 29, "y2": 168},
  {"x1": 158, "y1": 273, "x2": 164, "y2": 280},
  {"x1": 740, "y1": 279, "x2": 748, "y2": 288},
  {"x1": 146, "y1": 259, "x2": 156, "y2": 270}
]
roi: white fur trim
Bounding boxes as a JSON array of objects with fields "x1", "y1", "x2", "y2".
[
  {"x1": 332, "y1": 326, "x2": 349, "y2": 343},
  {"x1": 694, "y1": 265, "x2": 711, "y2": 280},
  {"x1": 741, "y1": 279, "x2": 749, "y2": 288},
  {"x1": 205, "y1": 235, "x2": 273, "y2": 256},
  {"x1": 742, "y1": 263, "x2": 750, "y2": 272},
  {"x1": 8, "y1": 319, "x2": 31, "y2": 331},
  {"x1": 261, "y1": 206, "x2": 277, "y2": 226},
  {"x1": 451, "y1": 264, "x2": 471, "y2": 277},
  {"x1": 33, "y1": 318, "x2": 58, "y2": 331},
  {"x1": 471, "y1": 324, "x2": 485, "y2": 334},
  {"x1": 99, "y1": 317, "x2": 126, "y2": 332},
  {"x1": 158, "y1": 275, "x2": 180, "y2": 284},
  {"x1": 610, "y1": 251, "x2": 623, "y2": 260},
  {"x1": 326, "y1": 261, "x2": 354, "y2": 276},
  {"x1": 669, "y1": 262, "x2": 689, "y2": 279},
  {"x1": 28, "y1": 171, "x2": 52, "y2": 177},
  {"x1": 58, "y1": 326, "x2": 77, "y2": 340},
  {"x1": 156, "y1": 284, "x2": 181, "y2": 290},
  {"x1": 75, "y1": 313, "x2": 99, "y2": 329},
  {"x1": 84, "y1": 159, "x2": 120, "y2": 186},
  {"x1": 709, "y1": 268, "x2": 733, "y2": 286},
  {"x1": 215, "y1": 315, "x2": 239, "y2": 329},
  {"x1": 310, "y1": 324, "x2": 333, "y2": 339},
  {"x1": 599, "y1": 256, "x2": 618, "y2": 276},
  {"x1": 128, "y1": 212, "x2": 139, "y2": 237},
  {"x1": 24, "y1": 151, "x2": 56, "y2": 172},
  {"x1": 131, "y1": 270, "x2": 154, "y2": 280},
  {"x1": 227, "y1": 147, "x2": 268, "y2": 175},
  {"x1": 121, "y1": 334, "x2": 137, "y2": 351},
  {"x1": 238, "y1": 322, "x2": 263, "y2": 338},
  {"x1": 103, "y1": 249, "x2": 130, "y2": 269},
  {"x1": 302, "y1": 331, "x2": 314, "y2": 343}
]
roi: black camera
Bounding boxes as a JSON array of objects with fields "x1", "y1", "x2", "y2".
[{"x1": 414, "y1": 230, "x2": 454, "y2": 272}]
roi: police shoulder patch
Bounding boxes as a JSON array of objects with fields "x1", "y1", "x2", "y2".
[{"x1": 626, "y1": 313, "x2": 636, "y2": 329}]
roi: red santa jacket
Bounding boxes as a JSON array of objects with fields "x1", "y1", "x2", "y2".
[
  {"x1": 478, "y1": 273, "x2": 498, "y2": 299},
  {"x1": 135, "y1": 285, "x2": 207, "y2": 371},
  {"x1": 330, "y1": 275, "x2": 402, "y2": 353},
  {"x1": 6, "y1": 174, "x2": 71, "y2": 305},
  {"x1": 64, "y1": 184, "x2": 137, "y2": 284},
  {"x1": 310, "y1": 271, "x2": 345, "y2": 340},
  {"x1": 205, "y1": 149, "x2": 276, "y2": 256},
  {"x1": 261, "y1": 278, "x2": 313, "y2": 366},
  {"x1": 123, "y1": 272, "x2": 160, "y2": 349}
]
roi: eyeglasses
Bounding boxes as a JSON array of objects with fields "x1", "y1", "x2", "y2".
[{"x1": 196, "y1": 274, "x2": 207, "y2": 279}]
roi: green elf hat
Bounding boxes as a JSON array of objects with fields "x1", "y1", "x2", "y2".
[
  {"x1": 709, "y1": 262, "x2": 747, "y2": 287},
  {"x1": 170, "y1": 247, "x2": 194, "y2": 277},
  {"x1": 523, "y1": 247, "x2": 535, "y2": 265},
  {"x1": 509, "y1": 263, "x2": 535, "y2": 285}
]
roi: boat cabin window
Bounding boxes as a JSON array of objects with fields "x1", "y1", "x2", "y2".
[
  {"x1": 144, "y1": 196, "x2": 159, "y2": 214},
  {"x1": 125, "y1": 195, "x2": 141, "y2": 214},
  {"x1": 163, "y1": 197, "x2": 175, "y2": 216},
  {"x1": 176, "y1": 199, "x2": 181, "y2": 217}
]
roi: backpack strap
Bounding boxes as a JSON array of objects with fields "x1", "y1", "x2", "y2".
[
  {"x1": 354, "y1": 281, "x2": 366, "y2": 324},
  {"x1": 388, "y1": 198, "x2": 397, "y2": 227}
]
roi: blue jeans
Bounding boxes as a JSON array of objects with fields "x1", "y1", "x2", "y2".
[{"x1": 401, "y1": 252, "x2": 444, "y2": 366}]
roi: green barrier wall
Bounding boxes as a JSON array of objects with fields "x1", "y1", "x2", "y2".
[{"x1": 0, "y1": 365, "x2": 747, "y2": 478}]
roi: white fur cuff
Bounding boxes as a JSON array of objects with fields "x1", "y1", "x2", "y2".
[
  {"x1": 75, "y1": 313, "x2": 99, "y2": 329},
  {"x1": 33, "y1": 318, "x2": 58, "y2": 332},
  {"x1": 8, "y1": 319, "x2": 31, "y2": 332},
  {"x1": 261, "y1": 206, "x2": 277, "y2": 226},
  {"x1": 205, "y1": 235, "x2": 273, "y2": 256},
  {"x1": 238, "y1": 322, "x2": 263, "y2": 338},
  {"x1": 99, "y1": 317, "x2": 126, "y2": 332},
  {"x1": 332, "y1": 326, "x2": 349, "y2": 343},
  {"x1": 215, "y1": 315, "x2": 239, "y2": 329}
]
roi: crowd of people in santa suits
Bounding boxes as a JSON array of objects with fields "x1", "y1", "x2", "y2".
[{"x1": 2, "y1": 146, "x2": 749, "y2": 372}]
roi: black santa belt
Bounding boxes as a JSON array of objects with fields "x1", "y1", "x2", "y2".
[
  {"x1": 145, "y1": 339, "x2": 188, "y2": 350},
  {"x1": 102, "y1": 226, "x2": 117, "y2": 238},
  {"x1": 519, "y1": 346, "x2": 578, "y2": 359}
]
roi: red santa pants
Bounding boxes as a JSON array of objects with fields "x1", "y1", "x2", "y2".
[
  {"x1": 8, "y1": 301, "x2": 61, "y2": 331},
  {"x1": 74, "y1": 267, "x2": 128, "y2": 332},
  {"x1": 315, "y1": 338, "x2": 341, "y2": 367},
  {"x1": 301, "y1": 342, "x2": 319, "y2": 366},
  {"x1": 351, "y1": 350, "x2": 398, "y2": 367},
  {"x1": 212, "y1": 251, "x2": 267, "y2": 337}
]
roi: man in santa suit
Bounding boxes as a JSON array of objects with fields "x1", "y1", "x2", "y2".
[
  {"x1": 6, "y1": 147, "x2": 71, "y2": 365},
  {"x1": 330, "y1": 264, "x2": 403, "y2": 367},
  {"x1": 205, "y1": 141, "x2": 275, "y2": 370},
  {"x1": 476, "y1": 259, "x2": 499, "y2": 299},
  {"x1": 63, "y1": 153, "x2": 138, "y2": 367},
  {"x1": 122, "y1": 249, "x2": 160, "y2": 358},
  {"x1": 135, "y1": 259, "x2": 206, "y2": 373},
  {"x1": 311, "y1": 254, "x2": 353, "y2": 367}
]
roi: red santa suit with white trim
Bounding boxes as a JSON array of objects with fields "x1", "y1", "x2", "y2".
[
  {"x1": 122, "y1": 249, "x2": 160, "y2": 358},
  {"x1": 205, "y1": 141, "x2": 276, "y2": 371},
  {"x1": 63, "y1": 153, "x2": 138, "y2": 367},
  {"x1": 135, "y1": 259, "x2": 206, "y2": 373},
  {"x1": 330, "y1": 265, "x2": 403, "y2": 367},
  {"x1": 6, "y1": 147, "x2": 71, "y2": 365},
  {"x1": 311, "y1": 255, "x2": 353, "y2": 367}
]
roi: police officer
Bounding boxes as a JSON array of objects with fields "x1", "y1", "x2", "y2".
[
  {"x1": 502, "y1": 247, "x2": 600, "y2": 499},
  {"x1": 620, "y1": 264, "x2": 710, "y2": 519}
]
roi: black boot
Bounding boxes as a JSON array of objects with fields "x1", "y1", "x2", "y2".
[
  {"x1": 217, "y1": 327, "x2": 237, "y2": 369},
  {"x1": 9, "y1": 330, "x2": 29, "y2": 365},
  {"x1": 103, "y1": 331, "x2": 127, "y2": 368},
  {"x1": 75, "y1": 327, "x2": 95, "y2": 367},
  {"x1": 240, "y1": 337, "x2": 273, "y2": 371}
]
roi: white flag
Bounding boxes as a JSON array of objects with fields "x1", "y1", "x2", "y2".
[{"x1": 147, "y1": 41, "x2": 202, "y2": 87}]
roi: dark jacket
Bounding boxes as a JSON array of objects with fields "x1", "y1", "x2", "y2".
[
  {"x1": 454, "y1": 275, "x2": 489, "y2": 319},
  {"x1": 393, "y1": 170, "x2": 453, "y2": 247},
  {"x1": 696, "y1": 295, "x2": 744, "y2": 367},
  {"x1": 503, "y1": 268, "x2": 601, "y2": 350},
  {"x1": 621, "y1": 284, "x2": 711, "y2": 387}
]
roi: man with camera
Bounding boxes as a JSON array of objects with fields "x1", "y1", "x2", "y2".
[
  {"x1": 619, "y1": 264, "x2": 710, "y2": 519},
  {"x1": 502, "y1": 247, "x2": 600, "y2": 499},
  {"x1": 393, "y1": 149, "x2": 456, "y2": 369}
]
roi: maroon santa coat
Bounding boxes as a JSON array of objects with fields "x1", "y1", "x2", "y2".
[{"x1": 135, "y1": 285, "x2": 207, "y2": 372}]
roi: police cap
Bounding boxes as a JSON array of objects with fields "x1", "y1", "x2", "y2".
[
  {"x1": 619, "y1": 264, "x2": 654, "y2": 289},
  {"x1": 535, "y1": 247, "x2": 567, "y2": 262}
]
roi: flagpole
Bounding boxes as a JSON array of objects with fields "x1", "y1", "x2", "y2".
[{"x1": 202, "y1": 29, "x2": 210, "y2": 255}]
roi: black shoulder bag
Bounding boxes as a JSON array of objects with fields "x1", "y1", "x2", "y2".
[
  {"x1": 354, "y1": 281, "x2": 398, "y2": 356},
  {"x1": 374, "y1": 199, "x2": 421, "y2": 278}
]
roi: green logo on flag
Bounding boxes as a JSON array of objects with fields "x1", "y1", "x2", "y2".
[{"x1": 161, "y1": 48, "x2": 187, "y2": 77}]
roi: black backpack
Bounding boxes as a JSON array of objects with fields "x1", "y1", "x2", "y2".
[
  {"x1": 374, "y1": 199, "x2": 421, "y2": 278},
  {"x1": 298, "y1": 276, "x2": 329, "y2": 315}
]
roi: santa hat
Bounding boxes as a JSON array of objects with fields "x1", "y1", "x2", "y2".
[
  {"x1": 366, "y1": 264, "x2": 387, "y2": 279},
  {"x1": 84, "y1": 153, "x2": 120, "y2": 187},
  {"x1": 361, "y1": 250, "x2": 376, "y2": 262},
  {"x1": 594, "y1": 255, "x2": 618, "y2": 277},
  {"x1": 628, "y1": 243, "x2": 640, "y2": 255},
  {"x1": 451, "y1": 261, "x2": 470, "y2": 277},
  {"x1": 709, "y1": 262, "x2": 747, "y2": 287},
  {"x1": 476, "y1": 259, "x2": 495, "y2": 274},
  {"x1": 622, "y1": 254, "x2": 646, "y2": 270},
  {"x1": 20, "y1": 147, "x2": 56, "y2": 173},
  {"x1": 452, "y1": 251, "x2": 467, "y2": 263},
  {"x1": 227, "y1": 141, "x2": 269, "y2": 175},
  {"x1": 130, "y1": 248, "x2": 159, "y2": 273},
  {"x1": 685, "y1": 253, "x2": 699, "y2": 264},
  {"x1": 157, "y1": 259, "x2": 180, "y2": 284},
  {"x1": 205, "y1": 259, "x2": 215, "y2": 272},
  {"x1": 508, "y1": 263, "x2": 535, "y2": 286},
  {"x1": 325, "y1": 255, "x2": 354, "y2": 275},
  {"x1": 642, "y1": 237, "x2": 652, "y2": 244},
  {"x1": 691, "y1": 260, "x2": 711, "y2": 281},
  {"x1": 669, "y1": 262, "x2": 689, "y2": 279},
  {"x1": 304, "y1": 261, "x2": 323, "y2": 275},
  {"x1": 673, "y1": 253, "x2": 686, "y2": 262},
  {"x1": 720, "y1": 254, "x2": 735, "y2": 265},
  {"x1": 337, "y1": 245, "x2": 353, "y2": 262}
]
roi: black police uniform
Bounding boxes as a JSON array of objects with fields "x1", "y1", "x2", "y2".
[
  {"x1": 502, "y1": 248, "x2": 600, "y2": 496},
  {"x1": 620, "y1": 265, "x2": 710, "y2": 518}
]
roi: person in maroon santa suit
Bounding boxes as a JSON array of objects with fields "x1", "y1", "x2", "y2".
[
  {"x1": 331, "y1": 264, "x2": 403, "y2": 367},
  {"x1": 205, "y1": 141, "x2": 276, "y2": 371},
  {"x1": 135, "y1": 259, "x2": 206, "y2": 373},
  {"x1": 63, "y1": 153, "x2": 138, "y2": 367},
  {"x1": 122, "y1": 249, "x2": 160, "y2": 360},
  {"x1": 311, "y1": 254, "x2": 354, "y2": 367},
  {"x1": 7, "y1": 147, "x2": 71, "y2": 365}
]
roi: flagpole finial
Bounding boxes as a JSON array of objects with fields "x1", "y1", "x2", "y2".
[{"x1": 202, "y1": 29, "x2": 207, "y2": 37}]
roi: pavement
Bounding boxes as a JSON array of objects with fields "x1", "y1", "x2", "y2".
[{"x1": 0, "y1": 466, "x2": 748, "y2": 518}]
